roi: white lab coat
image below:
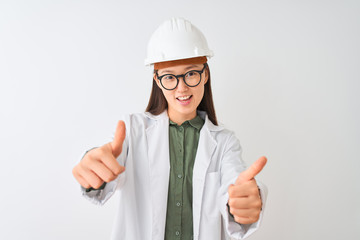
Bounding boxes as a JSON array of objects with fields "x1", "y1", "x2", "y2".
[{"x1": 82, "y1": 110, "x2": 267, "y2": 240}]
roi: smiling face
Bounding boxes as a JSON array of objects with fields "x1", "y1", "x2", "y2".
[{"x1": 154, "y1": 63, "x2": 208, "y2": 125}]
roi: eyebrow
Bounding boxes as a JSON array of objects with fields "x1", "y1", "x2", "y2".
[{"x1": 159, "y1": 65, "x2": 201, "y2": 75}]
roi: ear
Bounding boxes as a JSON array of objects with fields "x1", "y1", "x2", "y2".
[
  {"x1": 153, "y1": 73, "x2": 162, "y2": 89},
  {"x1": 204, "y1": 67, "x2": 209, "y2": 84}
]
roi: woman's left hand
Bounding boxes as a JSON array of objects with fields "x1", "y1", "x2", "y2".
[{"x1": 227, "y1": 156, "x2": 267, "y2": 224}]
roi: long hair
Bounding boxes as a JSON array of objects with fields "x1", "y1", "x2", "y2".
[{"x1": 145, "y1": 63, "x2": 218, "y2": 125}]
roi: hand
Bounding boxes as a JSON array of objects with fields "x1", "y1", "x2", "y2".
[
  {"x1": 228, "y1": 156, "x2": 267, "y2": 224},
  {"x1": 72, "y1": 121, "x2": 126, "y2": 189}
]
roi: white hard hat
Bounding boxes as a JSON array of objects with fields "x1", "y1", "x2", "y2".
[{"x1": 144, "y1": 17, "x2": 214, "y2": 66}]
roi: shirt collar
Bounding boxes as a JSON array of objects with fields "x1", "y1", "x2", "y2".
[{"x1": 169, "y1": 115, "x2": 204, "y2": 130}]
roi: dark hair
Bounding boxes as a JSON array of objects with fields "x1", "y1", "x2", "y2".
[{"x1": 145, "y1": 63, "x2": 218, "y2": 125}]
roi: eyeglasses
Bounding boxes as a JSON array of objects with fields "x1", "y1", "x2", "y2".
[{"x1": 155, "y1": 64, "x2": 207, "y2": 90}]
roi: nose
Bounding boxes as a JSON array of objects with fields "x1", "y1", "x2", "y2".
[{"x1": 176, "y1": 77, "x2": 189, "y2": 91}]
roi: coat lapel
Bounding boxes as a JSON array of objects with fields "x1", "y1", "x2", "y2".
[
  {"x1": 146, "y1": 112, "x2": 170, "y2": 239},
  {"x1": 192, "y1": 114, "x2": 218, "y2": 239}
]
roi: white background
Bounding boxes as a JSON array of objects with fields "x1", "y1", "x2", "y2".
[{"x1": 0, "y1": 0, "x2": 359, "y2": 239}]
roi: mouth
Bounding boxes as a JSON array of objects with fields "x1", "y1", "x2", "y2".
[{"x1": 176, "y1": 95, "x2": 192, "y2": 105}]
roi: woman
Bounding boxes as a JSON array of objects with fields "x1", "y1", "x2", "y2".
[{"x1": 72, "y1": 17, "x2": 267, "y2": 240}]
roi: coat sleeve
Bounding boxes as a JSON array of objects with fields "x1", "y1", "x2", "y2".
[
  {"x1": 80, "y1": 121, "x2": 130, "y2": 206},
  {"x1": 217, "y1": 132, "x2": 268, "y2": 239}
]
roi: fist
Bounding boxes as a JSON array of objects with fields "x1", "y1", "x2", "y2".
[
  {"x1": 228, "y1": 156, "x2": 267, "y2": 224},
  {"x1": 72, "y1": 120, "x2": 126, "y2": 189}
]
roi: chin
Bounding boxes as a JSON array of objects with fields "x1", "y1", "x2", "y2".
[{"x1": 177, "y1": 107, "x2": 197, "y2": 116}]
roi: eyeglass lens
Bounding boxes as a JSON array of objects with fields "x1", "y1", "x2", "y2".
[{"x1": 161, "y1": 71, "x2": 201, "y2": 90}]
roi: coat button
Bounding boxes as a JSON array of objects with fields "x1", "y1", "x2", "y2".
[
  {"x1": 175, "y1": 231, "x2": 180, "y2": 236},
  {"x1": 176, "y1": 202, "x2": 181, "y2": 207}
]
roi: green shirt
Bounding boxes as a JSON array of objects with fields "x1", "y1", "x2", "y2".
[{"x1": 165, "y1": 115, "x2": 205, "y2": 240}]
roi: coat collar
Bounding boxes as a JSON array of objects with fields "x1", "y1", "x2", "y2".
[{"x1": 144, "y1": 110, "x2": 224, "y2": 132}]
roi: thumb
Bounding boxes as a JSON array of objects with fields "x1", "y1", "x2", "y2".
[
  {"x1": 236, "y1": 156, "x2": 267, "y2": 185},
  {"x1": 110, "y1": 120, "x2": 126, "y2": 158}
]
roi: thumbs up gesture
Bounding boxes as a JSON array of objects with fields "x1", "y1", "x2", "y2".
[
  {"x1": 72, "y1": 121, "x2": 126, "y2": 189},
  {"x1": 228, "y1": 156, "x2": 267, "y2": 224}
]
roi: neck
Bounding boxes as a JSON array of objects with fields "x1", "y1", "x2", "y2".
[{"x1": 167, "y1": 109, "x2": 197, "y2": 125}]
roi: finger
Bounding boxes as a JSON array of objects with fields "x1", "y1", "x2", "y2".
[
  {"x1": 228, "y1": 181, "x2": 259, "y2": 198},
  {"x1": 76, "y1": 174, "x2": 91, "y2": 189},
  {"x1": 77, "y1": 165, "x2": 105, "y2": 189},
  {"x1": 228, "y1": 184, "x2": 248, "y2": 198},
  {"x1": 236, "y1": 156, "x2": 267, "y2": 184},
  {"x1": 99, "y1": 149, "x2": 125, "y2": 176},
  {"x1": 72, "y1": 166, "x2": 91, "y2": 188},
  {"x1": 228, "y1": 196, "x2": 262, "y2": 210},
  {"x1": 110, "y1": 120, "x2": 126, "y2": 158},
  {"x1": 87, "y1": 160, "x2": 118, "y2": 183},
  {"x1": 234, "y1": 215, "x2": 258, "y2": 225},
  {"x1": 229, "y1": 208, "x2": 256, "y2": 218}
]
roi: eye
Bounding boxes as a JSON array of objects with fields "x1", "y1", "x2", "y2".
[
  {"x1": 187, "y1": 71, "x2": 196, "y2": 77},
  {"x1": 163, "y1": 75, "x2": 175, "y2": 81},
  {"x1": 186, "y1": 71, "x2": 200, "y2": 79}
]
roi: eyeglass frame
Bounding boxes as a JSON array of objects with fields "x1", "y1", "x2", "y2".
[{"x1": 155, "y1": 63, "x2": 208, "y2": 91}]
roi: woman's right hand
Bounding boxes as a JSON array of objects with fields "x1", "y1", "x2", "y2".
[{"x1": 72, "y1": 121, "x2": 126, "y2": 189}]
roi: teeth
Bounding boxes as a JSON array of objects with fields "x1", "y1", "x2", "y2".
[{"x1": 178, "y1": 96, "x2": 191, "y2": 100}]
